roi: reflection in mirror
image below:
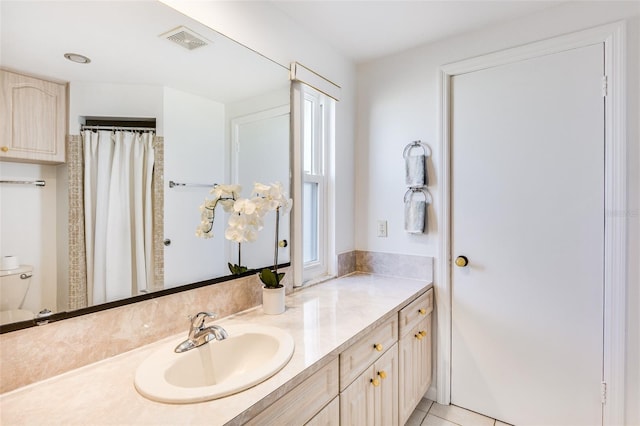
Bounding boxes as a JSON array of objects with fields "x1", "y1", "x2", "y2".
[{"x1": 0, "y1": 0, "x2": 290, "y2": 328}]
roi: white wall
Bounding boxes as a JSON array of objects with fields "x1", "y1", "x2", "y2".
[
  {"x1": 160, "y1": 0, "x2": 357, "y2": 259},
  {"x1": 0, "y1": 162, "x2": 58, "y2": 315},
  {"x1": 68, "y1": 82, "x2": 164, "y2": 134},
  {"x1": 163, "y1": 87, "x2": 227, "y2": 287},
  {"x1": 355, "y1": 2, "x2": 639, "y2": 423}
]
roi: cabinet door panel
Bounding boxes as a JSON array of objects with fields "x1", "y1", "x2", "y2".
[
  {"x1": 417, "y1": 316, "x2": 432, "y2": 398},
  {"x1": 399, "y1": 316, "x2": 432, "y2": 424},
  {"x1": 374, "y1": 343, "x2": 398, "y2": 426},
  {"x1": 399, "y1": 334, "x2": 418, "y2": 424},
  {"x1": 1, "y1": 70, "x2": 66, "y2": 164},
  {"x1": 340, "y1": 365, "x2": 375, "y2": 426}
]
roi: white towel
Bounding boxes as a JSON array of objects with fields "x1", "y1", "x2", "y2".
[
  {"x1": 405, "y1": 154, "x2": 426, "y2": 187},
  {"x1": 405, "y1": 200, "x2": 426, "y2": 233}
]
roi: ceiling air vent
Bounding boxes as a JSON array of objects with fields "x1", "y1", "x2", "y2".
[{"x1": 161, "y1": 26, "x2": 209, "y2": 51}]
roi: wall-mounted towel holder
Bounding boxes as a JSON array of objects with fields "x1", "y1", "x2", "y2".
[
  {"x1": 403, "y1": 140, "x2": 431, "y2": 188},
  {"x1": 0, "y1": 179, "x2": 46, "y2": 187},
  {"x1": 404, "y1": 188, "x2": 432, "y2": 234},
  {"x1": 169, "y1": 180, "x2": 216, "y2": 189},
  {"x1": 404, "y1": 187, "x2": 432, "y2": 204}
]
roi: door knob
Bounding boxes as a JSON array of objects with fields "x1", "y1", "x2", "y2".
[{"x1": 455, "y1": 256, "x2": 469, "y2": 267}]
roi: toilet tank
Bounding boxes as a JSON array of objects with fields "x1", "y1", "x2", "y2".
[{"x1": 0, "y1": 265, "x2": 33, "y2": 311}]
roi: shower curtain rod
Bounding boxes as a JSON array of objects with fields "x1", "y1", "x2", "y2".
[{"x1": 81, "y1": 125, "x2": 155, "y2": 132}]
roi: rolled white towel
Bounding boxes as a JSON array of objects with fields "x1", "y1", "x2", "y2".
[
  {"x1": 405, "y1": 154, "x2": 426, "y2": 187},
  {"x1": 405, "y1": 200, "x2": 426, "y2": 234}
]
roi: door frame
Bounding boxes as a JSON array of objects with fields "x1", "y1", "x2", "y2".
[{"x1": 436, "y1": 21, "x2": 627, "y2": 425}]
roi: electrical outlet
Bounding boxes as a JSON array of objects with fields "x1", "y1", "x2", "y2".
[{"x1": 377, "y1": 220, "x2": 388, "y2": 237}]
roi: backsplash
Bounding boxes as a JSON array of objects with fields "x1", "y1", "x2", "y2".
[{"x1": 339, "y1": 250, "x2": 433, "y2": 281}]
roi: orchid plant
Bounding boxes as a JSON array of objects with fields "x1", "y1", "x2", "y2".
[
  {"x1": 250, "y1": 182, "x2": 292, "y2": 288},
  {"x1": 195, "y1": 184, "x2": 248, "y2": 274},
  {"x1": 195, "y1": 182, "x2": 292, "y2": 284}
]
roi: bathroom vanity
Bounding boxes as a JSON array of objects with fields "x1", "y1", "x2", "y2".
[{"x1": 0, "y1": 273, "x2": 432, "y2": 425}]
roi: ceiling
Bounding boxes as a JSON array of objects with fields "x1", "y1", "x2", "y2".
[
  {"x1": 271, "y1": 1, "x2": 566, "y2": 63},
  {"x1": 0, "y1": 1, "x2": 288, "y2": 104}
]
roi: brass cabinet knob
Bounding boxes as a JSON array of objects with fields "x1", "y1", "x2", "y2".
[
  {"x1": 415, "y1": 333, "x2": 424, "y2": 340},
  {"x1": 419, "y1": 308, "x2": 426, "y2": 315},
  {"x1": 378, "y1": 370, "x2": 387, "y2": 380},
  {"x1": 455, "y1": 256, "x2": 469, "y2": 267},
  {"x1": 1, "y1": 146, "x2": 8, "y2": 152},
  {"x1": 371, "y1": 378, "x2": 380, "y2": 387},
  {"x1": 419, "y1": 330, "x2": 427, "y2": 337},
  {"x1": 374, "y1": 343, "x2": 383, "y2": 352}
]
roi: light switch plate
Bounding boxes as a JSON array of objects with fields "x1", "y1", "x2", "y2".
[{"x1": 377, "y1": 220, "x2": 388, "y2": 237}]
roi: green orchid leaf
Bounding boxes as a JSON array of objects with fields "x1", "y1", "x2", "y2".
[
  {"x1": 259, "y1": 268, "x2": 284, "y2": 288},
  {"x1": 228, "y1": 263, "x2": 248, "y2": 275}
]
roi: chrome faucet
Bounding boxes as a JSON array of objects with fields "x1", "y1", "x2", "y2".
[{"x1": 174, "y1": 311, "x2": 229, "y2": 353}]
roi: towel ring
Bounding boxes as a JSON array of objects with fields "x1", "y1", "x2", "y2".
[
  {"x1": 403, "y1": 140, "x2": 431, "y2": 159},
  {"x1": 404, "y1": 188, "x2": 432, "y2": 204}
]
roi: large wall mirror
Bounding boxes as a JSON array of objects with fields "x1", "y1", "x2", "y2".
[{"x1": 0, "y1": 0, "x2": 291, "y2": 330}]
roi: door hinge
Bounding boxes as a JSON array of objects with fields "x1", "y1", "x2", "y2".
[
  {"x1": 601, "y1": 381, "x2": 607, "y2": 404},
  {"x1": 602, "y1": 76, "x2": 608, "y2": 97}
]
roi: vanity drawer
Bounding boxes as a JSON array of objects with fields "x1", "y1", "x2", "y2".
[
  {"x1": 399, "y1": 289, "x2": 433, "y2": 337},
  {"x1": 246, "y1": 357, "x2": 339, "y2": 426},
  {"x1": 340, "y1": 315, "x2": 398, "y2": 391}
]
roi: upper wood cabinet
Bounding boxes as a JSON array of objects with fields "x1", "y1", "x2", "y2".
[{"x1": 0, "y1": 69, "x2": 67, "y2": 164}]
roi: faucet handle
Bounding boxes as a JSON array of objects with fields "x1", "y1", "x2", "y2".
[{"x1": 190, "y1": 311, "x2": 217, "y2": 329}]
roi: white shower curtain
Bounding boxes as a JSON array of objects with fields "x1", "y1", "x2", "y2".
[{"x1": 83, "y1": 130, "x2": 155, "y2": 305}]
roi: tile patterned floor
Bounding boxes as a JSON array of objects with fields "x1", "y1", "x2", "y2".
[{"x1": 405, "y1": 398, "x2": 513, "y2": 426}]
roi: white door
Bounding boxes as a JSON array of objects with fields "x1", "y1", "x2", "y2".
[
  {"x1": 231, "y1": 107, "x2": 290, "y2": 269},
  {"x1": 451, "y1": 44, "x2": 604, "y2": 425}
]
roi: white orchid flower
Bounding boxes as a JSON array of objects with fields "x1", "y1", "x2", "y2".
[
  {"x1": 218, "y1": 199, "x2": 235, "y2": 213},
  {"x1": 251, "y1": 182, "x2": 292, "y2": 213},
  {"x1": 233, "y1": 198, "x2": 260, "y2": 215},
  {"x1": 211, "y1": 183, "x2": 241, "y2": 199}
]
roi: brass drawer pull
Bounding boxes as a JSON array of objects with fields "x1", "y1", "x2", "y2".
[{"x1": 374, "y1": 343, "x2": 383, "y2": 352}]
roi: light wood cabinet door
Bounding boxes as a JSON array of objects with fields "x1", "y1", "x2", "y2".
[
  {"x1": 341, "y1": 344, "x2": 399, "y2": 426},
  {"x1": 399, "y1": 315, "x2": 432, "y2": 425},
  {"x1": 340, "y1": 363, "x2": 376, "y2": 426},
  {"x1": 374, "y1": 343, "x2": 399, "y2": 426},
  {"x1": 0, "y1": 69, "x2": 67, "y2": 164}
]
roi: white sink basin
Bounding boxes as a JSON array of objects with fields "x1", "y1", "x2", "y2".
[{"x1": 134, "y1": 323, "x2": 294, "y2": 403}]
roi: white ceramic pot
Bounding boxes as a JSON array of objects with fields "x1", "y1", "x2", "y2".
[{"x1": 262, "y1": 286, "x2": 285, "y2": 315}]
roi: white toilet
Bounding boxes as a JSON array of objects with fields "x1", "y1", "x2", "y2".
[{"x1": 0, "y1": 265, "x2": 34, "y2": 325}]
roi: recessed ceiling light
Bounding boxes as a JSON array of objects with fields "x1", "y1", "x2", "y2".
[{"x1": 64, "y1": 53, "x2": 91, "y2": 64}]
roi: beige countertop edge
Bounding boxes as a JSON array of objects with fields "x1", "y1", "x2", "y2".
[{"x1": 0, "y1": 273, "x2": 433, "y2": 426}]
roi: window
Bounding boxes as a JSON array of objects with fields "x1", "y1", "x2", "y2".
[{"x1": 301, "y1": 86, "x2": 331, "y2": 281}]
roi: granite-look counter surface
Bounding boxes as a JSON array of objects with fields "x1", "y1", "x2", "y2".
[{"x1": 0, "y1": 273, "x2": 431, "y2": 425}]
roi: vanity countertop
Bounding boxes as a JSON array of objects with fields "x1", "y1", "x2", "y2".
[{"x1": 0, "y1": 273, "x2": 431, "y2": 425}]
